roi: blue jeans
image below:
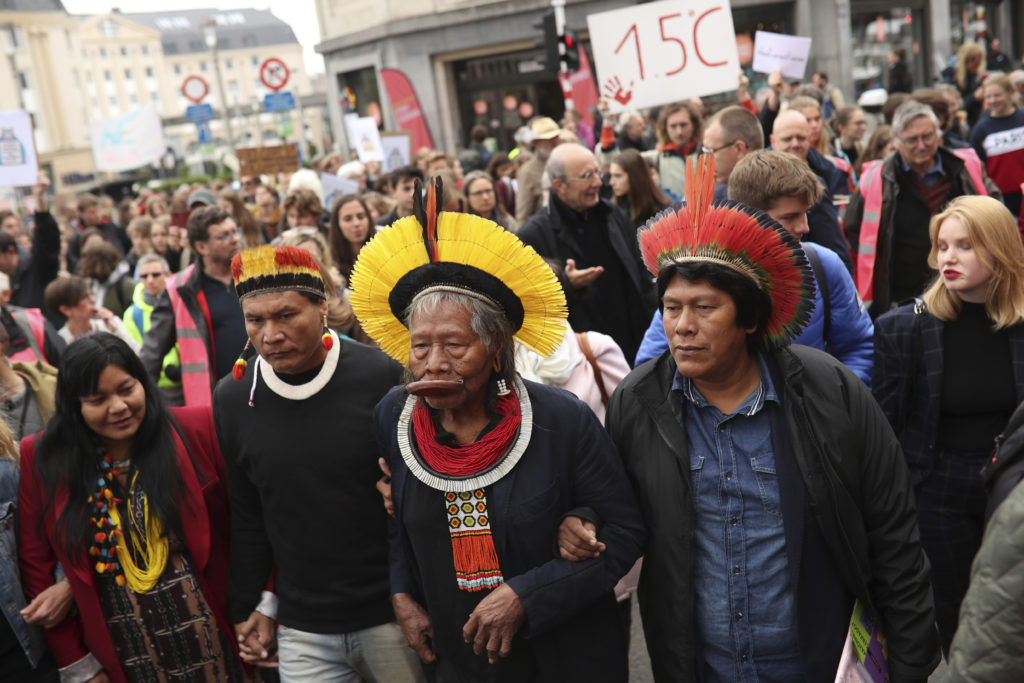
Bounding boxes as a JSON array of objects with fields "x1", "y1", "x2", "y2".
[{"x1": 277, "y1": 621, "x2": 425, "y2": 683}]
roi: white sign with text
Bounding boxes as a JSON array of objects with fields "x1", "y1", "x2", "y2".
[
  {"x1": 751, "y1": 31, "x2": 812, "y2": 81},
  {"x1": 0, "y1": 110, "x2": 37, "y2": 187},
  {"x1": 90, "y1": 105, "x2": 165, "y2": 172},
  {"x1": 587, "y1": 0, "x2": 739, "y2": 114}
]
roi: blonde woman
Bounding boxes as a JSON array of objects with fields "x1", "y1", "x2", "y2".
[
  {"x1": 945, "y1": 42, "x2": 986, "y2": 127},
  {"x1": 873, "y1": 195, "x2": 1024, "y2": 655}
]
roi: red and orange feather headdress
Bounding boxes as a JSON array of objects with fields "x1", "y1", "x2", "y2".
[{"x1": 637, "y1": 155, "x2": 816, "y2": 348}]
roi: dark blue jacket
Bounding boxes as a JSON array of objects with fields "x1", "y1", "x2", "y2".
[
  {"x1": 873, "y1": 302, "x2": 1024, "y2": 486},
  {"x1": 375, "y1": 380, "x2": 646, "y2": 675}
]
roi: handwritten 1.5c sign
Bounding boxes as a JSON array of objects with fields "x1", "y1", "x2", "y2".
[{"x1": 587, "y1": 0, "x2": 739, "y2": 115}]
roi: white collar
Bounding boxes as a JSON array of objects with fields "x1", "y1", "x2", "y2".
[{"x1": 254, "y1": 331, "x2": 340, "y2": 401}]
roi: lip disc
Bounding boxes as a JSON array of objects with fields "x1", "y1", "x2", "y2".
[{"x1": 406, "y1": 379, "x2": 464, "y2": 397}]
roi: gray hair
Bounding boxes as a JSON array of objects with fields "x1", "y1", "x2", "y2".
[
  {"x1": 891, "y1": 100, "x2": 941, "y2": 137},
  {"x1": 405, "y1": 289, "x2": 517, "y2": 379},
  {"x1": 546, "y1": 153, "x2": 567, "y2": 183},
  {"x1": 136, "y1": 253, "x2": 170, "y2": 274}
]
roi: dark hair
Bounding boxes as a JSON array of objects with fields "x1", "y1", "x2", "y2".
[
  {"x1": 77, "y1": 240, "x2": 122, "y2": 281},
  {"x1": 328, "y1": 194, "x2": 374, "y2": 283},
  {"x1": 0, "y1": 231, "x2": 15, "y2": 254},
  {"x1": 44, "y1": 275, "x2": 90, "y2": 317},
  {"x1": 35, "y1": 333, "x2": 184, "y2": 556},
  {"x1": 656, "y1": 261, "x2": 772, "y2": 353},
  {"x1": 612, "y1": 149, "x2": 670, "y2": 226},
  {"x1": 485, "y1": 152, "x2": 512, "y2": 180},
  {"x1": 391, "y1": 164, "x2": 424, "y2": 185},
  {"x1": 186, "y1": 205, "x2": 232, "y2": 250},
  {"x1": 470, "y1": 125, "x2": 488, "y2": 144}
]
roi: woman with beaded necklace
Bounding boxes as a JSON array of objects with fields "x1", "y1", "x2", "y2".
[{"x1": 17, "y1": 334, "x2": 244, "y2": 683}]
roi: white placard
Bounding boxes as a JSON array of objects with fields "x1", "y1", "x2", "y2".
[
  {"x1": 380, "y1": 133, "x2": 411, "y2": 172},
  {"x1": 751, "y1": 31, "x2": 812, "y2": 81},
  {"x1": 587, "y1": 0, "x2": 740, "y2": 115},
  {"x1": 0, "y1": 110, "x2": 38, "y2": 188},
  {"x1": 347, "y1": 116, "x2": 384, "y2": 163},
  {"x1": 89, "y1": 105, "x2": 166, "y2": 172},
  {"x1": 321, "y1": 172, "x2": 360, "y2": 212}
]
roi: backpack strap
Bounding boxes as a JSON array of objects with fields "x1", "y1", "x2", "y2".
[{"x1": 575, "y1": 332, "x2": 609, "y2": 407}]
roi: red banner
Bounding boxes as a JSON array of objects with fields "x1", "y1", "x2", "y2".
[
  {"x1": 568, "y1": 46, "x2": 599, "y2": 128},
  {"x1": 380, "y1": 69, "x2": 436, "y2": 153}
]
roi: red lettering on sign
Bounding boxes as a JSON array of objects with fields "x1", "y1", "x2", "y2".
[
  {"x1": 659, "y1": 13, "x2": 687, "y2": 76},
  {"x1": 614, "y1": 24, "x2": 644, "y2": 81},
  {"x1": 694, "y1": 6, "x2": 727, "y2": 67}
]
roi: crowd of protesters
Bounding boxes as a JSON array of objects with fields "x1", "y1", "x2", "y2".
[{"x1": 0, "y1": 38, "x2": 1024, "y2": 683}]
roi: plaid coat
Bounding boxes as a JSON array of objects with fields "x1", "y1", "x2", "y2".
[{"x1": 873, "y1": 302, "x2": 1024, "y2": 486}]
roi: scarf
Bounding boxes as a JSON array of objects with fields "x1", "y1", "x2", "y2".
[
  {"x1": 657, "y1": 140, "x2": 697, "y2": 156},
  {"x1": 412, "y1": 390, "x2": 521, "y2": 591}
]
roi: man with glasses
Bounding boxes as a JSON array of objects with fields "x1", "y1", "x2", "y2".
[
  {"x1": 701, "y1": 106, "x2": 764, "y2": 200},
  {"x1": 846, "y1": 100, "x2": 1000, "y2": 316},
  {"x1": 140, "y1": 206, "x2": 247, "y2": 406},
  {"x1": 518, "y1": 143, "x2": 656, "y2": 360}
]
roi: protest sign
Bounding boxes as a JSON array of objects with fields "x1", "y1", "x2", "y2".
[
  {"x1": 752, "y1": 31, "x2": 812, "y2": 81},
  {"x1": 0, "y1": 110, "x2": 37, "y2": 187},
  {"x1": 321, "y1": 172, "x2": 360, "y2": 212},
  {"x1": 346, "y1": 116, "x2": 384, "y2": 163},
  {"x1": 89, "y1": 105, "x2": 165, "y2": 172},
  {"x1": 587, "y1": 0, "x2": 739, "y2": 115},
  {"x1": 236, "y1": 144, "x2": 300, "y2": 178},
  {"x1": 380, "y1": 132, "x2": 412, "y2": 172}
]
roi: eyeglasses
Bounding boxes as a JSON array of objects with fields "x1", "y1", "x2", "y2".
[
  {"x1": 209, "y1": 228, "x2": 242, "y2": 242},
  {"x1": 566, "y1": 169, "x2": 601, "y2": 183},
  {"x1": 700, "y1": 141, "x2": 735, "y2": 155},
  {"x1": 897, "y1": 131, "x2": 938, "y2": 147}
]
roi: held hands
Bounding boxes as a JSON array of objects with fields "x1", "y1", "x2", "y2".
[
  {"x1": 393, "y1": 593, "x2": 437, "y2": 664},
  {"x1": 565, "y1": 259, "x2": 604, "y2": 290},
  {"x1": 768, "y1": 69, "x2": 784, "y2": 92},
  {"x1": 376, "y1": 458, "x2": 394, "y2": 517},
  {"x1": 33, "y1": 172, "x2": 50, "y2": 212},
  {"x1": 20, "y1": 579, "x2": 74, "y2": 628},
  {"x1": 462, "y1": 583, "x2": 525, "y2": 664},
  {"x1": 234, "y1": 611, "x2": 278, "y2": 667},
  {"x1": 557, "y1": 516, "x2": 605, "y2": 561}
]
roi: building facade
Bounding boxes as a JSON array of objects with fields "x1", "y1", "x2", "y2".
[{"x1": 316, "y1": 0, "x2": 1023, "y2": 156}]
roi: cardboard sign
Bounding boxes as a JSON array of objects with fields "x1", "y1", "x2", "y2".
[
  {"x1": 90, "y1": 105, "x2": 165, "y2": 173},
  {"x1": 587, "y1": 0, "x2": 740, "y2": 115},
  {"x1": 751, "y1": 30, "x2": 812, "y2": 81},
  {"x1": 0, "y1": 110, "x2": 38, "y2": 188},
  {"x1": 236, "y1": 145, "x2": 301, "y2": 177}
]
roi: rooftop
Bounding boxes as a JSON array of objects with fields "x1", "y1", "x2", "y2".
[{"x1": 118, "y1": 8, "x2": 297, "y2": 55}]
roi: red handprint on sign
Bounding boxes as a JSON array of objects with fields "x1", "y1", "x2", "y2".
[{"x1": 603, "y1": 76, "x2": 634, "y2": 106}]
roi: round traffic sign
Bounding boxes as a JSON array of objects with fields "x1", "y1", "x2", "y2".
[
  {"x1": 260, "y1": 57, "x2": 290, "y2": 91},
  {"x1": 181, "y1": 75, "x2": 209, "y2": 103}
]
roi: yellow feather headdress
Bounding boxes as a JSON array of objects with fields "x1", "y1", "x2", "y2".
[{"x1": 348, "y1": 180, "x2": 567, "y2": 363}]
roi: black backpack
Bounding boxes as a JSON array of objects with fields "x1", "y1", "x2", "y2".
[{"x1": 982, "y1": 397, "x2": 1024, "y2": 522}]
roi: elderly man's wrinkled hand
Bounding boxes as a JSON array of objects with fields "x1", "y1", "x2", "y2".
[
  {"x1": 393, "y1": 593, "x2": 437, "y2": 664},
  {"x1": 565, "y1": 259, "x2": 604, "y2": 290},
  {"x1": 463, "y1": 583, "x2": 525, "y2": 664},
  {"x1": 558, "y1": 516, "x2": 605, "y2": 561}
]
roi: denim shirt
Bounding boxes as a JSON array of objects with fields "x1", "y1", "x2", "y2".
[
  {"x1": 674, "y1": 355, "x2": 802, "y2": 682},
  {"x1": 0, "y1": 457, "x2": 47, "y2": 668}
]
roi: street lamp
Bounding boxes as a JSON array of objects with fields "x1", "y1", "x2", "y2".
[{"x1": 202, "y1": 19, "x2": 235, "y2": 154}]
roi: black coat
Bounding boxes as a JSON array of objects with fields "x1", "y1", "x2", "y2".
[
  {"x1": 517, "y1": 195, "x2": 656, "y2": 361},
  {"x1": 606, "y1": 346, "x2": 939, "y2": 683}
]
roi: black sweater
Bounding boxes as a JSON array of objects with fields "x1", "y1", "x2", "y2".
[{"x1": 214, "y1": 339, "x2": 403, "y2": 633}]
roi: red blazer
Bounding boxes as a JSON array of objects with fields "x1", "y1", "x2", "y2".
[{"x1": 17, "y1": 406, "x2": 235, "y2": 683}]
